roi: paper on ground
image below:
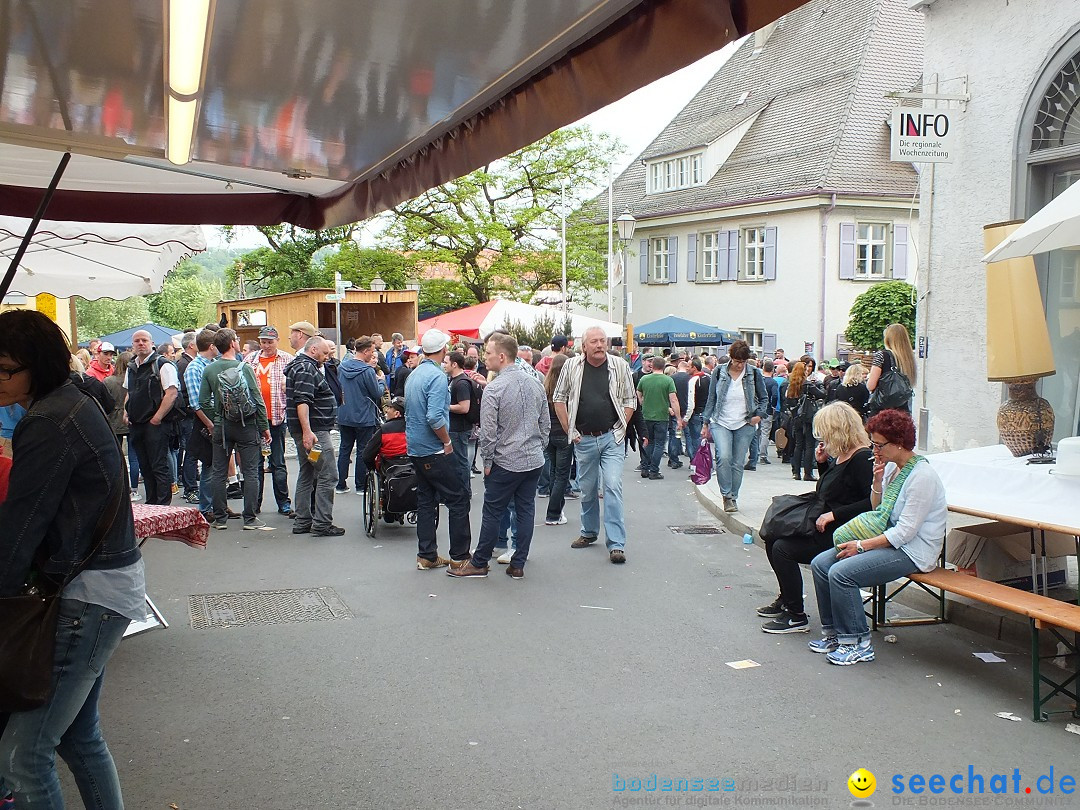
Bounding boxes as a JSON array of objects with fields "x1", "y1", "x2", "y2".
[
  {"x1": 726, "y1": 659, "x2": 761, "y2": 670},
  {"x1": 996, "y1": 712, "x2": 1022, "y2": 722},
  {"x1": 974, "y1": 652, "x2": 1006, "y2": 663}
]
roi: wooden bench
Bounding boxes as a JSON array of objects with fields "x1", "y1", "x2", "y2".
[{"x1": 868, "y1": 567, "x2": 1080, "y2": 722}]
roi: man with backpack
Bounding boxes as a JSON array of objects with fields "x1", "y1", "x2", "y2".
[
  {"x1": 199, "y1": 328, "x2": 271, "y2": 531},
  {"x1": 447, "y1": 350, "x2": 479, "y2": 497},
  {"x1": 124, "y1": 329, "x2": 180, "y2": 505},
  {"x1": 336, "y1": 336, "x2": 384, "y2": 495}
]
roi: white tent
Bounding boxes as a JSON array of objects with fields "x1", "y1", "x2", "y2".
[
  {"x1": 0, "y1": 217, "x2": 205, "y2": 300},
  {"x1": 419, "y1": 299, "x2": 621, "y2": 340}
]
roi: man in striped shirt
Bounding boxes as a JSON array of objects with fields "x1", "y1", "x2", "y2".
[{"x1": 247, "y1": 325, "x2": 294, "y2": 516}]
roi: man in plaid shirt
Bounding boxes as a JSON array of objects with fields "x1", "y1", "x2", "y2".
[{"x1": 246, "y1": 325, "x2": 294, "y2": 516}]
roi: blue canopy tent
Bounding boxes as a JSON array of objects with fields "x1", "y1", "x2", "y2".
[
  {"x1": 79, "y1": 322, "x2": 181, "y2": 351},
  {"x1": 632, "y1": 315, "x2": 739, "y2": 347}
]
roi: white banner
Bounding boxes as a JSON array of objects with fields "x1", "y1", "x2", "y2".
[{"x1": 891, "y1": 108, "x2": 956, "y2": 163}]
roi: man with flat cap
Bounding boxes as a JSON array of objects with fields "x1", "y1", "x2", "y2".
[{"x1": 247, "y1": 325, "x2": 294, "y2": 515}]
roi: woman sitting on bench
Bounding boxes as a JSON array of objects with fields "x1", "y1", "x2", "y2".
[{"x1": 808, "y1": 408, "x2": 947, "y2": 666}]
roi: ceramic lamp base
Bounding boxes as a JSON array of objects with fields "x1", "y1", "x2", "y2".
[{"x1": 997, "y1": 378, "x2": 1055, "y2": 457}]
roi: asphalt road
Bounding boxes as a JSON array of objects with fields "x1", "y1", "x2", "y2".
[{"x1": 86, "y1": 454, "x2": 1078, "y2": 810}]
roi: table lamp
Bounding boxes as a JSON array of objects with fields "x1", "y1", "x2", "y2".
[{"x1": 983, "y1": 221, "x2": 1056, "y2": 457}]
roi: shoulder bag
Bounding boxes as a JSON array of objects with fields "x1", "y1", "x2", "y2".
[
  {"x1": 831, "y1": 455, "x2": 926, "y2": 549},
  {"x1": 866, "y1": 350, "x2": 912, "y2": 415},
  {"x1": 759, "y1": 491, "x2": 824, "y2": 541},
  {"x1": 0, "y1": 397, "x2": 128, "y2": 712}
]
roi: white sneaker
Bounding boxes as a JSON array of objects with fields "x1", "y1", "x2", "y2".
[
  {"x1": 497, "y1": 550, "x2": 513, "y2": 564},
  {"x1": 545, "y1": 513, "x2": 567, "y2": 526},
  {"x1": 130, "y1": 489, "x2": 142, "y2": 502}
]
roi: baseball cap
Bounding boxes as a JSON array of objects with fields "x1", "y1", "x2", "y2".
[
  {"x1": 289, "y1": 321, "x2": 317, "y2": 337},
  {"x1": 551, "y1": 335, "x2": 568, "y2": 351},
  {"x1": 404, "y1": 345, "x2": 422, "y2": 355},
  {"x1": 420, "y1": 328, "x2": 451, "y2": 354},
  {"x1": 98, "y1": 342, "x2": 116, "y2": 353},
  {"x1": 259, "y1": 326, "x2": 279, "y2": 339}
]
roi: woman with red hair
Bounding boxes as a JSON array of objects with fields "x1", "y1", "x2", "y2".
[{"x1": 807, "y1": 408, "x2": 947, "y2": 666}]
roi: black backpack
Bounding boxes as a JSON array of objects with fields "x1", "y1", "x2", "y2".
[{"x1": 466, "y1": 377, "x2": 484, "y2": 425}]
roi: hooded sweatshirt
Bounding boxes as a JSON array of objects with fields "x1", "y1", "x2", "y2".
[{"x1": 337, "y1": 355, "x2": 384, "y2": 427}]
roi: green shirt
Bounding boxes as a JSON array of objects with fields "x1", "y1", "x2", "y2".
[
  {"x1": 198, "y1": 358, "x2": 269, "y2": 431},
  {"x1": 637, "y1": 373, "x2": 676, "y2": 422}
]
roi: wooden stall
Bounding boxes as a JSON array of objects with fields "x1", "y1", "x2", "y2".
[{"x1": 217, "y1": 289, "x2": 419, "y2": 349}]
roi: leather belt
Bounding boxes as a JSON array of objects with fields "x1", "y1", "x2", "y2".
[{"x1": 579, "y1": 429, "x2": 612, "y2": 436}]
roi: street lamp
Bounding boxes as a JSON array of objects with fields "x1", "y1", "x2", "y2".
[
  {"x1": 616, "y1": 209, "x2": 636, "y2": 345},
  {"x1": 370, "y1": 276, "x2": 387, "y2": 291}
]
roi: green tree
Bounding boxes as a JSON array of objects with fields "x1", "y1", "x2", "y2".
[
  {"x1": 498, "y1": 312, "x2": 574, "y2": 352},
  {"x1": 418, "y1": 279, "x2": 478, "y2": 317},
  {"x1": 75, "y1": 296, "x2": 151, "y2": 341},
  {"x1": 845, "y1": 281, "x2": 917, "y2": 350},
  {"x1": 147, "y1": 274, "x2": 223, "y2": 330},
  {"x1": 381, "y1": 126, "x2": 621, "y2": 303},
  {"x1": 223, "y1": 224, "x2": 358, "y2": 296},
  {"x1": 320, "y1": 243, "x2": 419, "y2": 291}
]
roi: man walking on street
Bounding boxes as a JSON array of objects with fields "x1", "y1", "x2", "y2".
[
  {"x1": 247, "y1": 325, "x2": 294, "y2": 515},
  {"x1": 285, "y1": 336, "x2": 344, "y2": 536},
  {"x1": 406, "y1": 329, "x2": 473, "y2": 571},
  {"x1": 199, "y1": 329, "x2": 272, "y2": 530},
  {"x1": 449, "y1": 333, "x2": 547, "y2": 580},
  {"x1": 553, "y1": 326, "x2": 637, "y2": 564},
  {"x1": 336, "y1": 335, "x2": 384, "y2": 495},
  {"x1": 637, "y1": 356, "x2": 681, "y2": 480},
  {"x1": 125, "y1": 329, "x2": 179, "y2": 505}
]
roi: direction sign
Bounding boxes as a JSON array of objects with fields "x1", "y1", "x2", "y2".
[{"x1": 325, "y1": 293, "x2": 343, "y2": 301}]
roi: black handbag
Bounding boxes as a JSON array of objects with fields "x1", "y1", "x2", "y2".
[
  {"x1": 0, "y1": 402, "x2": 127, "y2": 713},
  {"x1": 759, "y1": 491, "x2": 824, "y2": 541},
  {"x1": 867, "y1": 351, "x2": 912, "y2": 414}
]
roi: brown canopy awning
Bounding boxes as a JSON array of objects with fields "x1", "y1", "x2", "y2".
[{"x1": 0, "y1": 0, "x2": 806, "y2": 228}]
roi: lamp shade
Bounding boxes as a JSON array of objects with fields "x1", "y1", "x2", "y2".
[{"x1": 983, "y1": 221, "x2": 1056, "y2": 383}]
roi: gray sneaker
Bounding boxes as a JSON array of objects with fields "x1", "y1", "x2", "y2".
[
  {"x1": 243, "y1": 518, "x2": 271, "y2": 531},
  {"x1": 808, "y1": 635, "x2": 839, "y2": 654},
  {"x1": 723, "y1": 497, "x2": 738, "y2": 513}
]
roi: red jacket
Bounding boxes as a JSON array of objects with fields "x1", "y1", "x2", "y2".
[{"x1": 362, "y1": 417, "x2": 408, "y2": 468}]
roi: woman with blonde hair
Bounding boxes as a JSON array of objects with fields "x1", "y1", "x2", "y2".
[
  {"x1": 758, "y1": 402, "x2": 874, "y2": 634},
  {"x1": 866, "y1": 323, "x2": 916, "y2": 415},
  {"x1": 834, "y1": 362, "x2": 870, "y2": 418}
]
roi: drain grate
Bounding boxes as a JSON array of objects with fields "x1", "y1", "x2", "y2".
[
  {"x1": 189, "y1": 587, "x2": 353, "y2": 630},
  {"x1": 669, "y1": 525, "x2": 725, "y2": 535}
]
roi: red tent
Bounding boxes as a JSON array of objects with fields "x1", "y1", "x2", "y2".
[{"x1": 417, "y1": 302, "x2": 498, "y2": 341}]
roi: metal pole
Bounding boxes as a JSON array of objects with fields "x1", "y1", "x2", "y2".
[
  {"x1": 335, "y1": 272, "x2": 342, "y2": 359},
  {"x1": 607, "y1": 169, "x2": 613, "y2": 320},
  {"x1": 621, "y1": 238, "x2": 629, "y2": 336},
  {"x1": 0, "y1": 152, "x2": 71, "y2": 300},
  {"x1": 561, "y1": 178, "x2": 568, "y2": 319}
]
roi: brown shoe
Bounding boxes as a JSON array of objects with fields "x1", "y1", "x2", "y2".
[
  {"x1": 416, "y1": 555, "x2": 450, "y2": 570},
  {"x1": 571, "y1": 536, "x2": 597, "y2": 549},
  {"x1": 447, "y1": 557, "x2": 474, "y2": 571},
  {"x1": 609, "y1": 549, "x2": 626, "y2": 564},
  {"x1": 447, "y1": 562, "x2": 489, "y2": 578},
  {"x1": 506, "y1": 566, "x2": 524, "y2": 579}
]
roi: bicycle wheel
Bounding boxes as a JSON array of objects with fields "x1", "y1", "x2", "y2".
[{"x1": 363, "y1": 469, "x2": 379, "y2": 538}]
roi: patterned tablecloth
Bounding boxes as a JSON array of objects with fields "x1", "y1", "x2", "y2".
[{"x1": 131, "y1": 504, "x2": 209, "y2": 549}]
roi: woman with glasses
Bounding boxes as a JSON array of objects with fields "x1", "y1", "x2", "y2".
[
  {"x1": 0, "y1": 309, "x2": 142, "y2": 808},
  {"x1": 807, "y1": 408, "x2": 947, "y2": 666},
  {"x1": 759, "y1": 402, "x2": 874, "y2": 634}
]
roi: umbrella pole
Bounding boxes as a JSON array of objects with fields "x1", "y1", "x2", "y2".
[{"x1": 0, "y1": 152, "x2": 71, "y2": 299}]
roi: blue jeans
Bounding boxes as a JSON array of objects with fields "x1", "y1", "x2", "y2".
[
  {"x1": 412, "y1": 452, "x2": 472, "y2": 562},
  {"x1": 749, "y1": 413, "x2": 773, "y2": 463},
  {"x1": 259, "y1": 421, "x2": 291, "y2": 511},
  {"x1": 711, "y1": 422, "x2": 756, "y2": 499},
  {"x1": 448, "y1": 430, "x2": 472, "y2": 498},
  {"x1": 0, "y1": 599, "x2": 130, "y2": 810},
  {"x1": 810, "y1": 546, "x2": 917, "y2": 645},
  {"x1": 472, "y1": 464, "x2": 542, "y2": 569},
  {"x1": 337, "y1": 424, "x2": 378, "y2": 492},
  {"x1": 544, "y1": 438, "x2": 573, "y2": 521},
  {"x1": 496, "y1": 501, "x2": 517, "y2": 549},
  {"x1": 667, "y1": 417, "x2": 683, "y2": 464},
  {"x1": 575, "y1": 431, "x2": 626, "y2": 550},
  {"x1": 644, "y1": 420, "x2": 667, "y2": 475},
  {"x1": 120, "y1": 435, "x2": 139, "y2": 490},
  {"x1": 683, "y1": 413, "x2": 703, "y2": 467},
  {"x1": 177, "y1": 416, "x2": 196, "y2": 493}
]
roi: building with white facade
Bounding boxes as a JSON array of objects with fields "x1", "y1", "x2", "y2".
[
  {"x1": 609, "y1": 0, "x2": 923, "y2": 360},
  {"x1": 914, "y1": 0, "x2": 1080, "y2": 451}
]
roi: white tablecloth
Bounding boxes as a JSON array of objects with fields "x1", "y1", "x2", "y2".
[{"x1": 926, "y1": 444, "x2": 1080, "y2": 534}]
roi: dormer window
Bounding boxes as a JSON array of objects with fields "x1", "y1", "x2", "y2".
[
  {"x1": 648, "y1": 151, "x2": 705, "y2": 193},
  {"x1": 733, "y1": 91, "x2": 750, "y2": 107}
]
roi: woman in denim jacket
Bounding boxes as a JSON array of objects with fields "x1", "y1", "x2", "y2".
[
  {"x1": 700, "y1": 340, "x2": 768, "y2": 514},
  {"x1": 0, "y1": 309, "x2": 142, "y2": 810}
]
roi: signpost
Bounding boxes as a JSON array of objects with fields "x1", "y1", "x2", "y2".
[{"x1": 331, "y1": 273, "x2": 353, "y2": 357}]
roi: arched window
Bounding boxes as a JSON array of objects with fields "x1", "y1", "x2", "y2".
[{"x1": 1031, "y1": 52, "x2": 1080, "y2": 151}]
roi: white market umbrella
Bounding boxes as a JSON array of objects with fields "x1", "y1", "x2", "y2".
[
  {"x1": 981, "y1": 179, "x2": 1080, "y2": 263},
  {"x1": 0, "y1": 216, "x2": 205, "y2": 300}
]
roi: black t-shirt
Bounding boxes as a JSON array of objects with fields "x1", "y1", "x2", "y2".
[
  {"x1": 392, "y1": 365, "x2": 412, "y2": 398},
  {"x1": 671, "y1": 371, "x2": 690, "y2": 412},
  {"x1": 448, "y1": 373, "x2": 472, "y2": 433},
  {"x1": 576, "y1": 360, "x2": 618, "y2": 433}
]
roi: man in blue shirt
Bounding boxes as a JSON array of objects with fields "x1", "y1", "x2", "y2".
[{"x1": 405, "y1": 329, "x2": 473, "y2": 570}]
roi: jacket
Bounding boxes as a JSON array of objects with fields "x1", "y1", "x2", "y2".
[
  {"x1": 813, "y1": 448, "x2": 875, "y2": 541},
  {"x1": 338, "y1": 356, "x2": 384, "y2": 427},
  {"x1": 362, "y1": 416, "x2": 408, "y2": 467},
  {"x1": 0, "y1": 381, "x2": 139, "y2": 596},
  {"x1": 246, "y1": 349, "x2": 293, "y2": 425},
  {"x1": 551, "y1": 353, "x2": 637, "y2": 444},
  {"x1": 701, "y1": 362, "x2": 768, "y2": 425}
]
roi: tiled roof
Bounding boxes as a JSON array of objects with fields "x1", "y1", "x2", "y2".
[{"x1": 602, "y1": 0, "x2": 924, "y2": 222}]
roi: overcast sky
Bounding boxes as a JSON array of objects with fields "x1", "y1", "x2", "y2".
[{"x1": 204, "y1": 42, "x2": 739, "y2": 249}]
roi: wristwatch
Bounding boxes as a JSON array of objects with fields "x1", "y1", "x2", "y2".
[{"x1": 855, "y1": 540, "x2": 865, "y2": 554}]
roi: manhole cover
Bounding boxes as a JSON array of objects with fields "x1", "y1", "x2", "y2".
[
  {"x1": 189, "y1": 587, "x2": 353, "y2": 630},
  {"x1": 669, "y1": 525, "x2": 725, "y2": 535}
]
